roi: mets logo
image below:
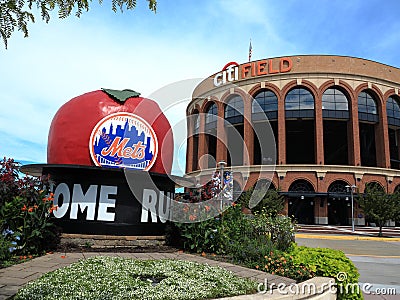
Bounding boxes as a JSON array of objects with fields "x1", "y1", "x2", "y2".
[{"x1": 89, "y1": 112, "x2": 158, "y2": 170}]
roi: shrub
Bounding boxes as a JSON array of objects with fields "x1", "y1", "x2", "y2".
[
  {"x1": 172, "y1": 204, "x2": 247, "y2": 254},
  {"x1": 0, "y1": 228, "x2": 19, "y2": 264},
  {"x1": 251, "y1": 251, "x2": 314, "y2": 282},
  {"x1": 251, "y1": 210, "x2": 297, "y2": 251},
  {"x1": 173, "y1": 203, "x2": 296, "y2": 255},
  {"x1": 0, "y1": 157, "x2": 60, "y2": 256},
  {"x1": 288, "y1": 246, "x2": 362, "y2": 300}
]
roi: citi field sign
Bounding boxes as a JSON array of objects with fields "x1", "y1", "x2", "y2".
[{"x1": 213, "y1": 57, "x2": 293, "y2": 87}]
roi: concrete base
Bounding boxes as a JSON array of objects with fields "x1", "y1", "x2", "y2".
[
  {"x1": 385, "y1": 220, "x2": 396, "y2": 226},
  {"x1": 355, "y1": 218, "x2": 365, "y2": 226},
  {"x1": 61, "y1": 233, "x2": 166, "y2": 248},
  {"x1": 315, "y1": 217, "x2": 328, "y2": 225}
]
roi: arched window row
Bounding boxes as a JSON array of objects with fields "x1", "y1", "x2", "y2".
[
  {"x1": 190, "y1": 89, "x2": 400, "y2": 139},
  {"x1": 190, "y1": 88, "x2": 400, "y2": 169},
  {"x1": 192, "y1": 87, "x2": 400, "y2": 123}
]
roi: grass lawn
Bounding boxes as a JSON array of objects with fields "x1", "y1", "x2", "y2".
[{"x1": 14, "y1": 256, "x2": 258, "y2": 300}]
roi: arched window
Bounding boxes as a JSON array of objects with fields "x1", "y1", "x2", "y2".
[
  {"x1": 285, "y1": 88, "x2": 315, "y2": 163},
  {"x1": 252, "y1": 90, "x2": 278, "y2": 120},
  {"x1": 327, "y1": 180, "x2": 349, "y2": 195},
  {"x1": 322, "y1": 88, "x2": 349, "y2": 119},
  {"x1": 365, "y1": 182, "x2": 384, "y2": 193},
  {"x1": 288, "y1": 179, "x2": 315, "y2": 193},
  {"x1": 387, "y1": 96, "x2": 400, "y2": 127},
  {"x1": 205, "y1": 102, "x2": 218, "y2": 130},
  {"x1": 358, "y1": 91, "x2": 378, "y2": 122},
  {"x1": 285, "y1": 88, "x2": 314, "y2": 118},
  {"x1": 225, "y1": 95, "x2": 244, "y2": 124},
  {"x1": 225, "y1": 95, "x2": 244, "y2": 166},
  {"x1": 322, "y1": 88, "x2": 350, "y2": 165}
]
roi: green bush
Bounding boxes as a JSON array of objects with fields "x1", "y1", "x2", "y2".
[
  {"x1": 248, "y1": 250, "x2": 314, "y2": 282},
  {"x1": 251, "y1": 210, "x2": 297, "y2": 251},
  {"x1": 173, "y1": 204, "x2": 296, "y2": 255},
  {"x1": 172, "y1": 204, "x2": 247, "y2": 254},
  {"x1": 288, "y1": 246, "x2": 362, "y2": 300}
]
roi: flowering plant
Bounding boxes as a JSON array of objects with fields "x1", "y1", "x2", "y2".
[
  {"x1": 15, "y1": 257, "x2": 257, "y2": 300},
  {"x1": 0, "y1": 157, "x2": 60, "y2": 258}
]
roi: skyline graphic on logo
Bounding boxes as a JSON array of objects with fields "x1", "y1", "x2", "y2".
[{"x1": 89, "y1": 113, "x2": 158, "y2": 170}]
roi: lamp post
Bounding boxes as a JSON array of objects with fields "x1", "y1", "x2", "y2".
[
  {"x1": 218, "y1": 161, "x2": 227, "y2": 209},
  {"x1": 345, "y1": 185, "x2": 356, "y2": 232}
]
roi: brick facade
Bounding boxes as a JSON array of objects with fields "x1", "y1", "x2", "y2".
[{"x1": 185, "y1": 55, "x2": 400, "y2": 225}]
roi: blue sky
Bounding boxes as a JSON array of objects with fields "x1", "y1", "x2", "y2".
[{"x1": 1, "y1": 0, "x2": 400, "y2": 175}]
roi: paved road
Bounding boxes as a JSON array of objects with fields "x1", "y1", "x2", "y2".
[{"x1": 296, "y1": 233, "x2": 400, "y2": 300}]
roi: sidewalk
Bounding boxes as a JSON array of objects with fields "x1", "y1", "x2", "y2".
[
  {"x1": 298, "y1": 225, "x2": 400, "y2": 238},
  {"x1": 0, "y1": 251, "x2": 296, "y2": 300}
]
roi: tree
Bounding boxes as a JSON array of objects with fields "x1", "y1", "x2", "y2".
[
  {"x1": 358, "y1": 184, "x2": 400, "y2": 237},
  {"x1": 238, "y1": 187, "x2": 285, "y2": 217},
  {"x1": 0, "y1": 0, "x2": 157, "y2": 48}
]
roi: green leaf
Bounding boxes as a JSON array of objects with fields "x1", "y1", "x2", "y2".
[{"x1": 101, "y1": 88, "x2": 141, "y2": 103}]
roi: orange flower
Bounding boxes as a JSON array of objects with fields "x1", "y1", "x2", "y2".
[
  {"x1": 33, "y1": 205, "x2": 38, "y2": 209},
  {"x1": 28, "y1": 207, "x2": 33, "y2": 212},
  {"x1": 49, "y1": 205, "x2": 58, "y2": 213},
  {"x1": 232, "y1": 202, "x2": 237, "y2": 207},
  {"x1": 183, "y1": 205, "x2": 189, "y2": 213},
  {"x1": 28, "y1": 255, "x2": 33, "y2": 259},
  {"x1": 255, "y1": 265, "x2": 259, "y2": 269},
  {"x1": 21, "y1": 205, "x2": 27, "y2": 211},
  {"x1": 60, "y1": 255, "x2": 66, "y2": 259},
  {"x1": 204, "y1": 205, "x2": 211, "y2": 212},
  {"x1": 189, "y1": 214, "x2": 197, "y2": 221},
  {"x1": 201, "y1": 252, "x2": 206, "y2": 257}
]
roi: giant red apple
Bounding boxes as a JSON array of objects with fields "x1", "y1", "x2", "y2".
[{"x1": 47, "y1": 89, "x2": 173, "y2": 174}]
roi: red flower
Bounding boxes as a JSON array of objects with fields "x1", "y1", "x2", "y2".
[{"x1": 21, "y1": 205, "x2": 27, "y2": 211}]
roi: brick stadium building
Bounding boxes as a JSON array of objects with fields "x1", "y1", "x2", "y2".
[{"x1": 185, "y1": 55, "x2": 400, "y2": 226}]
